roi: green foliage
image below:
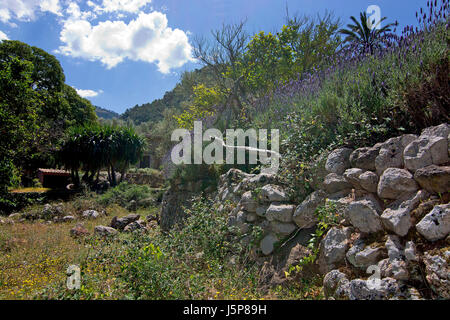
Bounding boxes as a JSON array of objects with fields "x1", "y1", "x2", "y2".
[
  {"x1": 58, "y1": 124, "x2": 145, "y2": 186},
  {"x1": 121, "y1": 67, "x2": 216, "y2": 125},
  {"x1": 61, "y1": 85, "x2": 97, "y2": 126},
  {"x1": 239, "y1": 14, "x2": 341, "y2": 94},
  {"x1": 0, "y1": 40, "x2": 98, "y2": 195},
  {"x1": 115, "y1": 197, "x2": 259, "y2": 299},
  {"x1": 97, "y1": 182, "x2": 154, "y2": 208},
  {"x1": 339, "y1": 11, "x2": 397, "y2": 54},
  {"x1": 274, "y1": 22, "x2": 448, "y2": 201},
  {"x1": 40, "y1": 197, "x2": 262, "y2": 300},
  {"x1": 0, "y1": 55, "x2": 39, "y2": 199},
  {"x1": 174, "y1": 84, "x2": 225, "y2": 129}
]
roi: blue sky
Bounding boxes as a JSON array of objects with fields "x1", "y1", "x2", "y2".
[{"x1": 0, "y1": 0, "x2": 425, "y2": 114}]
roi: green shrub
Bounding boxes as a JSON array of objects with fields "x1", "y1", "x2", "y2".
[{"x1": 96, "y1": 182, "x2": 154, "y2": 208}]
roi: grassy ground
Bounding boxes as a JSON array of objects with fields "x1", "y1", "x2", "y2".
[
  {"x1": 0, "y1": 205, "x2": 133, "y2": 299},
  {"x1": 0, "y1": 191, "x2": 323, "y2": 300}
]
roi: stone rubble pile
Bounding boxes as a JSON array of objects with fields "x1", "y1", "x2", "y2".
[{"x1": 214, "y1": 123, "x2": 450, "y2": 299}]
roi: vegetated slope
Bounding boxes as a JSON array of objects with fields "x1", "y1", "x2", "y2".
[
  {"x1": 95, "y1": 106, "x2": 119, "y2": 119},
  {"x1": 120, "y1": 66, "x2": 216, "y2": 125}
]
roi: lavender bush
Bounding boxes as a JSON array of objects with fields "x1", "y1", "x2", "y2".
[{"x1": 250, "y1": 0, "x2": 449, "y2": 201}]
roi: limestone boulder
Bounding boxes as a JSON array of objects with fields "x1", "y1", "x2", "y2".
[
  {"x1": 260, "y1": 184, "x2": 288, "y2": 202},
  {"x1": 377, "y1": 168, "x2": 419, "y2": 200},
  {"x1": 413, "y1": 165, "x2": 450, "y2": 194},
  {"x1": 359, "y1": 171, "x2": 379, "y2": 193},
  {"x1": 260, "y1": 234, "x2": 278, "y2": 255},
  {"x1": 375, "y1": 134, "x2": 417, "y2": 175},
  {"x1": 292, "y1": 190, "x2": 326, "y2": 229},
  {"x1": 423, "y1": 250, "x2": 450, "y2": 299},
  {"x1": 323, "y1": 173, "x2": 352, "y2": 194},
  {"x1": 349, "y1": 144, "x2": 382, "y2": 171},
  {"x1": 240, "y1": 191, "x2": 258, "y2": 212},
  {"x1": 416, "y1": 203, "x2": 450, "y2": 241},
  {"x1": 318, "y1": 227, "x2": 352, "y2": 274},
  {"x1": 269, "y1": 221, "x2": 297, "y2": 236},
  {"x1": 265, "y1": 203, "x2": 295, "y2": 222},
  {"x1": 347, "y1": 198, "x2": 383, "y2": 233},
  {"x1": 325, "y1": 148, "x2": 353, "y2": 175},
  {"x1": 404, "y1": 135, "x2": 449, "y2": 171},
  {"x1": 380, "y1": 190, "x2": 429, "y2": 236}
]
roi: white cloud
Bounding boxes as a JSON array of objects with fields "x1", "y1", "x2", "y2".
[
  {"x1": 88, "y1": 0, "x2": 152, "y2": 14},
  {"x1": 0, "y1": 30, "x2": 9, "y2": 41},
  {"x1": 65, "y1": 2, "x2": 96, "y2": 20},
  {"x1": 39, "y1": 0, "x2": 62, "y2": 16},
  {"x1": 57, "y1": 11, "x2": 193, "y2": 73},
  {"x1": 74, "y1": 87, "x2": 103, "y2": 98},
  {"x1": 0, "y1": 1, "x2": 193, "y2": 73},
  {"x1": 0, "y1": 0, "x2": 62, "y2": 23}
]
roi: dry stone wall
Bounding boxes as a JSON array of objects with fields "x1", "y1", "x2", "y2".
[{"x1": 213, "y1": 123, "x2": 450, "y2": 299}]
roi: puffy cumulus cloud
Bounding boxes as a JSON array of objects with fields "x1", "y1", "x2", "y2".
[
  {"x1": 57, "y1": 11, "x2": 193, "y2": 73},
  {"x1": 87, "y1": 0, "x2": 152, "y2": 14},
  {"x1": 39, "y1": 0, "x2": 62, "y2": 16},
  {"x1": 65, "y1": 2, "x2": 96, "y2": 20},
  {"x1": 74, "y1": 87, "x2": 103, "y2": 98},
  {"x1": 0, "y1": 0, "x2": 62, "y2": 23},
  {"x1": 0, "y1": 30, "x2": 9, "y2": 41}
]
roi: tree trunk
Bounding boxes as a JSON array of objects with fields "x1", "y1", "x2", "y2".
[{"x1": 110, "y1": 164, "x2": 117, "y2": 187}]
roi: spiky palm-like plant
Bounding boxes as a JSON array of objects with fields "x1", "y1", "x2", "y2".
[{"x1": 339, "y1": 11, "x2": 397, "y2": 54}]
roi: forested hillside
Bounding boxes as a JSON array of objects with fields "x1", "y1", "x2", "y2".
[
  {"x1": 95, "y1": 106, "x2": 119, "y2": 120},
  {"x1": 120, "y1": 67, "x2": 216, "y2": 125}
]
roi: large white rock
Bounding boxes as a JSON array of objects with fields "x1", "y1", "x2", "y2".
[
  {"x1": 416, "y1": 203, "x2": 450, "y2": 241},
  {"x1": 375, "y1": 134, "x2": 417, "y2": 175},
  {"x1": 380, "y1": 190, "x2": 429, "y2": 236},
  {"x1": 343, "y1": 168, "x2": 365, "y2": 189},
  {"x1": 421, "y1": 123, "x2": 450, "y2": 138},
  {"x1": 349, "y1": 144, "x2": 382, "y2": 171},
  {"x1": 359, "y1": 171, "x2": 379, "y2": 193},
  {"x1": 260, "y1": 184, "x2": 288, "y2": 202},
  {"x1": 265, "y1": 203, "x2": 295, "y2": 222},
  {"x1": 318, "y1": 227, "x2": 352, "y2": 273},
  {"x1": 323, "y1": 270, "x2": 349, "y2": 299},
  {"x1": 377, "y1": 168, "x2": 419, "y2": 199},
  {"x1": 292, "y1": 190, "x2": 326, "y2": 228},
  {"x1": 325, "y1": 148, "x2": 353, "y2": 175},
  {"x1": 347, "y1": 277, "x2": 402, "y2": 300},
  {"x1": 347, "y1": 240, "x2": 384, "y2": 268},
  {"x1": 346, "y1": 239, "x2": 365, "y2": 267},
  {"x1": 377, "y1": 258, "x2": 409, "y2": 281},
  {"x1": 347, "y1": 198, "x2": 383, "y2": 233},
  {"x1": 404, "y1": 135, "x2": 449, "y2": 171},
  {"x1": 323, "y1": 173, "x2": 352, "y2": 194}
]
